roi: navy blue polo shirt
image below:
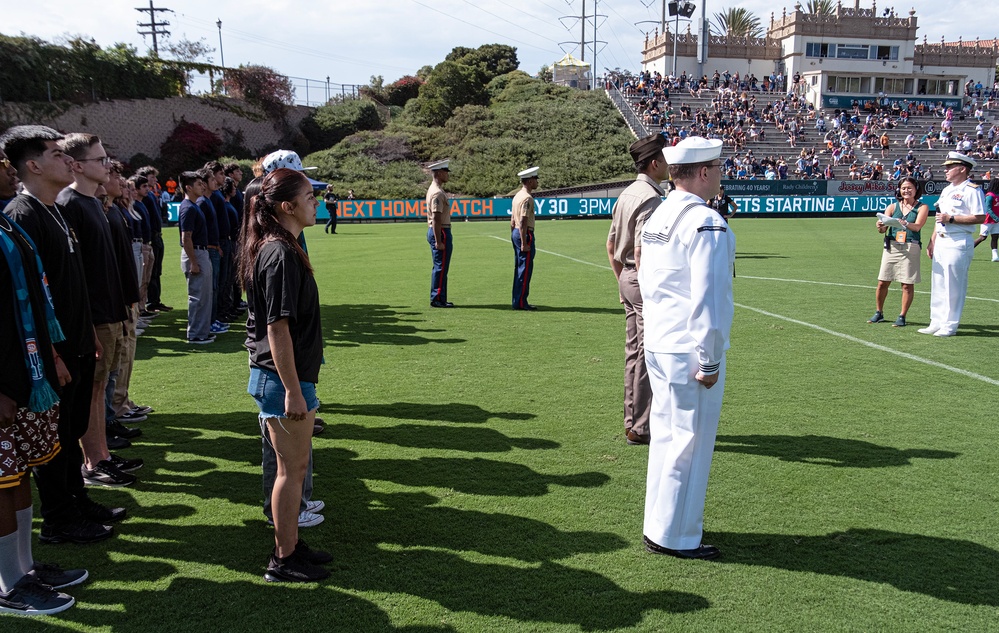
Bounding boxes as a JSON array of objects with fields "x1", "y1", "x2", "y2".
[
  {"x1": 196, "y1": 195, "x2": 219, "y2": 247},
  {"x1": 225, "y1": 200, "x2": 239, "y2": 241},
  {"x1": 211, "y1": 190, "x2": 230, "y2": 240},
  {"x1": 178, "y1": 199, "x2": 208, "y2": 248}
]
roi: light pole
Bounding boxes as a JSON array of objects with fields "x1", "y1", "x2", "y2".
[
  {"x1": 216, "y1": 19, "x2": 225, "y2": 95},
  {"x1": 669, "y1": 1, "x2": 696, "y2": 78}
]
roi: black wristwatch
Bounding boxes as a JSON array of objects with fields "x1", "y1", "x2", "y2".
[{"x1": 948, "y1": 216, "x2": 955, "y2": 224}]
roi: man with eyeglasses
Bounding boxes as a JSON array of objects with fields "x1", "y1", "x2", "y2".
[
  {"x1": 56, "y1": 134, "x2": 137, "y2": 489},
  {"x1": 919, "y1": 151, "x2": 987, "y2": 337},
  {"x1": 638, "y1": 136, "x2": 735, "y2": 561},
  {"x1": 2, "y1": 126, "x2": 124, "y2": 590}
]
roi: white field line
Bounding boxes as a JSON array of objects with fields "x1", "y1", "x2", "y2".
[
  {"x1": 740, "y1": 275, "x2": 999, "y2": 304},
  {"x1": 484, "y1": 235, "x2": 999, "y2": 386},
  {"x1": 735, "y1": 304, "x2": 999, "y2": 387}
]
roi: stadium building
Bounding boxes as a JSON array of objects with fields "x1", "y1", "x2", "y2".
[{"x1": 641, "y1": 1, "x2": 998, "y2": 110}]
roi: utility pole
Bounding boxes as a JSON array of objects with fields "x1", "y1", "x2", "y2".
[{"x1": 135, "y1": 1, "x2": 172, "y2": 57}]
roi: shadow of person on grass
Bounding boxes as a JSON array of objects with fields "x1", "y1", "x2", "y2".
[
  {"x1": 323, "y1": 423, "x2": 559, "y2": 452},
  {"x1": 735, "y1": 252, "x2": 789, "y2": 260},
  {"x1": 712, "y1": 528, "x2": 998, "y2": 606},
  {"x1": 460, "y1": 304, "x2": 622, "y2": 315},
  {"x1": 951, "y1": 323, "x2": 999, "y2": 338},
  {"x1": 322, "y1": 402, "x2": 536, "y2": 424},
  {"x1": 322, "y1": 304, "x2": 466, "y2": 347},
  {"x1": 55, "y1": 576, "x2": 457, "y2": 632},
  {"x1": 715, "y1": 434, "x2": 959, "y2": 468}
]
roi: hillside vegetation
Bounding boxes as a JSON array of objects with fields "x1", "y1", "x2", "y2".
[{"x1": 304, "y1": 46, "x2": 635, "y2": 199}]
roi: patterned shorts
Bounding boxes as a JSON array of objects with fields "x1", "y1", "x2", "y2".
[{"x1": 0, "y1": 404, "x2": 61, "y2": 489}]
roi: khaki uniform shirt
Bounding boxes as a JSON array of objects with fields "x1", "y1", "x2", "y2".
[
  {"x1": 608, "y1": 174, "x2": 665, "y2": 266},
  {"x1": 426, "y1": 181, "x2": 450, "y2": 228},
  {"x1": 511, "y1": 188, "x2": 535, "y2": 231}
]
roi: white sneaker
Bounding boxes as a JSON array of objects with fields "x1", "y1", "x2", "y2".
[
  {"x1": 305, "y1": 499, "x2": 325, "y2": 513},
  {"x1": 267, "y1": 510, "x2": 325, "y2": 528},
  {"x1": 933, "y1": 330, "x2": 956, "y2": 337},
  {"x1": 917, "y1": 326, "x2": 939, "y2": 335},
  {"x1": 298, "y1": 510, "x2": 324, "y2": 527},
  {"x1": 992, "y1": 254, "x2": 999, "y2": 262}
]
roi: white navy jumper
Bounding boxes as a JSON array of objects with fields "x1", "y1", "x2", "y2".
[
  {"x1": 928, "y1": 179, "x2": 986, "y2": 335},
  {"x1": 638, "y1": 190, "x2": 735, "y2": 551}
]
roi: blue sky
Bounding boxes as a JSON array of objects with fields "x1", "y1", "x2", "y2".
[{"x1": 12, "y1": 1, "x2": 995, "y2": 99}]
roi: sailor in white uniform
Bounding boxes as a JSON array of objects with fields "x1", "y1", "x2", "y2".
[
  {"x1": 638, "y1": 136, "x2": 735, "y2": 560},
  {"x1": 919, "y1": 151, "x2": 986, "y2": 337}
]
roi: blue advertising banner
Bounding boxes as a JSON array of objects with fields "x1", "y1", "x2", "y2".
[{"x1": 167, "y1": 193, "x2": 943, "y2": 222}]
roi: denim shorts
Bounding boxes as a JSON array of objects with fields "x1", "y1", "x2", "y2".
[{"x1": 248, "y1": 367, "x2": 319, "y2": 419}]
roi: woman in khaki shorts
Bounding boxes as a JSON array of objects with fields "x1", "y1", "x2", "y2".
[{"x1": 868, "y1": 177, "x2": 929, "y2": 327}]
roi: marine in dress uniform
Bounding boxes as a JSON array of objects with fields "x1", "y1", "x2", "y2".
[
  {"x1": 511, "y1": 167, "x2": 539, "y2": 310},
  {"x1": 638, "y1": 136, "x2": 734, "y2": 560},
  {"x1": 426, "y1": 160, "x2": 454, "y2": 308},
  {"x1": 919, "y1": 151, "x2": 986, "y2": 337},
  {"x1": 606, "y1": 135, "x2": 668, "y2": 445}
]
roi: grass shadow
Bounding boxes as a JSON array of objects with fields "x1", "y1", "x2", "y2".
[
  {"x1": 714, "y1": 528, "x2": 997, "y2": 606},
  {"x1": 323, "y1": 402, "x2": 536, "y2": 424},
  {"x1": 735, "y1": 252, "x2": 789, "y2": 260},
  {"x1": 461, "y1": 304, "x2": 622, "y2": 314},
  {"x1": 323, "y1": 304, "x2": 466, "y2": 347},
  {"x1": 324, "y1": 422, "x2": 559, "y2": 452},
  {"x1": 715, "y1": 434, "x2": 959, "y2": 467}
]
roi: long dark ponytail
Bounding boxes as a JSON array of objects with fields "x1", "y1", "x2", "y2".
[{"x1": 238, "y1": 168, "x2": 314, "y2": 290}]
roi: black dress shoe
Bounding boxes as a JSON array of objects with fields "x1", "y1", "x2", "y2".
[
  {"x1": 626, "y1": 430, "x2": 650, "y2": 445},
  {"x1": 643, "y1": 536, "x2": 720, "y2": 560},
  {"x1": 514, "y1": 304, "x2": 538, "y2": 311}
]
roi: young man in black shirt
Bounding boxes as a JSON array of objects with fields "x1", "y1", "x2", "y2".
[
  {"x1": 57, "y1": 133, "x2": 136, "y2": 489},
  {"x1": 0, "y1": 126, "x2": 123, "y2": 548}
]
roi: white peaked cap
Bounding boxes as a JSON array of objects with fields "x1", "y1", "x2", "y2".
[{"x1": 663, "y1": 136, "x2": 724, "y2": 165}]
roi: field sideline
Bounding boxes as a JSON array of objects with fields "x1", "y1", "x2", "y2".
[{"x1": 23, "y1": 216, "x2": 998, "y2": 631}]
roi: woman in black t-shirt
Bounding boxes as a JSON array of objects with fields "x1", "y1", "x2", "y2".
[{"x1": 238, "y1": 168, "x2": 331, "y2": 583}]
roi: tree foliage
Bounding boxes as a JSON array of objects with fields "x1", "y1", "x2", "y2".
[
  {"x1": 223, "y1": 64, "x2": 295, "y2": 119},
  {"x1": 444, "y1": 44, "x2": 519, "y2": 83},
  {"x1": 164, "y1": 36, "x2": 215, "y2": 93},
  {"x1": 159, "y1": 120, "x2": 222, "y2": 178},
  {"x1": 711, "y1": 8, "x2": 764, "y2": 37},
  {"x1": 301, "y1": 99, "x2": 384, "y2": 152},
  {"x1": 307, "y1": 71, "x2": 634, "y2": 199},
  {"x1": 0, "y1": 34, "x2": 184, "y2": 102},
  {"x1": 405, "y1": 60, "x2": 490, "y2": 127},
  {"x1": 804, "y1": 0, "x2": 836, "y2": 14}
]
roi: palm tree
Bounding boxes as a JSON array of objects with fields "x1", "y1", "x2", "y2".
[
  {"x1": 711, "y1": 7, "x2": 764, "y2": 38},
  {"x1": 804, "y1": 0, "x2": 835, "y2": 14}
]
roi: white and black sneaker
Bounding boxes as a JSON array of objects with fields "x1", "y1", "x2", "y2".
[
  {"x1": 0, "y1": 575, "x2": 75, "y2": 616},
  {"x1": 82, "y1": 460, "x2": 137, "y2": 488},
  {"x1": 107, "y1": 453, "x2": 144, "y2": 473},
  {"x1": 30, "y1": 562, "x2": 89, "y2": 590}
]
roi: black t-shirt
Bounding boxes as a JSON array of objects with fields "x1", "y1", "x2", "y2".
[
  {"x1": 4, "y1": 194, "x2": 94, "y2": 357},
  {"x1": 0, "y1": 214, "x2": 59, "y2": 405},
  {"x1": 248, "y1": 240, "x2": 323, "y2": 383},
  {"x1": 56, "y1": 188, "x2": 128, "y2": 325},
  {"x1": 107, "y1": 204, "x2": 141, "y2": 306}
]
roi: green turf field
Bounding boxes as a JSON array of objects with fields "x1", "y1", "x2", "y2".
[{"x1": 24, "y1": 216, "x2": 999, "y2": 631}]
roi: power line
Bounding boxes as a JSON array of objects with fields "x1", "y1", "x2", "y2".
[
  {"x1": 408, "y1": 0, "x2": 561, "y2": 54},
  {"x1": 135, "y1": 0, "x2": 172, "y2": 56}
]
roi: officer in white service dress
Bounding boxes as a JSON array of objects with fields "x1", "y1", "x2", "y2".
[
  {"x1": 638, "y1": 136, "x2": 734, "y2": 560},
  {"x1": 919, "y1": 151, "x2": 986, "y2": 337}
]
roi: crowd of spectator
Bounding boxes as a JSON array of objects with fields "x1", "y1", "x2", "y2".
[{"x1": 618, "y1": 75, "x2": 999, "y2": 181}]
